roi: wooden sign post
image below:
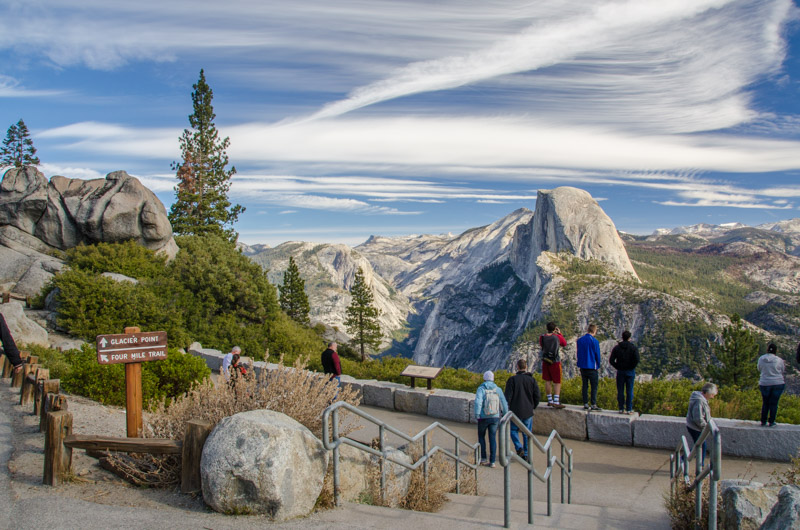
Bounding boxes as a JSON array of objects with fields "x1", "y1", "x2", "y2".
[{"x1": 96, "y1": 327, "x2": 167, "y2": 437}]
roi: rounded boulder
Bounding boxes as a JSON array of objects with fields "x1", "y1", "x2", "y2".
[{"x1": 201, "y1": 409, "x2": 328, "y2": 520}]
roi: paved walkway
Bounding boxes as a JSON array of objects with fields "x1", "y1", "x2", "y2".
[
  {"x1": 0, "y1": 381, "x2": 789, "y2": 529},
  {"x1": 345, "y1": 405, "x2": 786, "y2": 525}
]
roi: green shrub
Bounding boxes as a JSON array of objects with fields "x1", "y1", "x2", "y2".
[
  {"x1": 54, "y1": 269, "x2": 186, "y2": 340},
  {"x1": 35, "y1": 344, "x2": 209, "y2": 410},
  {"x1": 64, "y1": 240, "x2": 168, "y2": 279},
  {"x1": 42, "y1": 236, "x2": 322, "y2": 359},
  {"x1": 145, "y1": 348, "x2": 211, "y2": 404}
]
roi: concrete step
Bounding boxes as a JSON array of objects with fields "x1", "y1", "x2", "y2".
[{"x1": 312, "y1": 493, "x2": 671, "y2": 529}]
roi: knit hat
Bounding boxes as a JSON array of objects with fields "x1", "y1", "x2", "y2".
[{"x1": 483, "y1": 370, "x2": 494, "y2": 382}]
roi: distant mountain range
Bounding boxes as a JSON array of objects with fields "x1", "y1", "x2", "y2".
[{"x1": 244, "y1": 194, "x2": 800, "y2": 377}]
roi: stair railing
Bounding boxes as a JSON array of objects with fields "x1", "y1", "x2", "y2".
[
  {"x1": 669, "y1": 419, "x2": 721, "y2": 530},
  {"x1": 498, "y1": 411, "x2": 573, "y2": 528},
  {"x1": 322, "y1": 401, "x2": 480, "y2": 506}
]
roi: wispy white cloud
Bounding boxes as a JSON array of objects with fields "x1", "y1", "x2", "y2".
[
  {"x1": 38, "y1": 163, "x2": 104, "y2": 180},
  {"x1": 0, "y1": 75, "x2": 63, "y2": 98},
  {"x1": 657, "y1": 199, "x2": 794, "y2": 209}
]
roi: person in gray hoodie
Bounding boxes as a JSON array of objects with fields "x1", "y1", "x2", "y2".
[
  {"x1": 758, "y1": 343, "x2": 785, "y2": 427},
  {"x1": 685, "y1": 383, "x2": 717, "y2": 465}
]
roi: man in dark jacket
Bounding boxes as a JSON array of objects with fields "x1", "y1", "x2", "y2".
[
  {"x1": 0, "y1": 313, "x2": 23, "y2": 373},
  {"x1": 609, "y1": 330, "x2": 639, "y2": 414},
  {"x1": 321, "y1": 342, "x2": 342, "y2": 382},
  {"x1": 504, "y1": 359, "x2": 540, "y2": 459}
]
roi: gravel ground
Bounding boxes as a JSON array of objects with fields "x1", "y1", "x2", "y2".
[{"x1": 4, "y1": 385, "x2": 209, "y2": 513}]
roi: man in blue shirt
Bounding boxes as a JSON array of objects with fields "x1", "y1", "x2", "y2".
[{"x1": 576, "y1": 324, "x2": 602, "y2": 411}]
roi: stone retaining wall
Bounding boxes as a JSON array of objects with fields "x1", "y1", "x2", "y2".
[{"x1": 187, "y1": 345, "x2": 800, "y2": 462}]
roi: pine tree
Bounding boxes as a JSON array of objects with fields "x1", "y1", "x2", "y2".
[
  {"x1": 169, "y1": 69, "x2": 244, "y2": 242},
  {"x1": 345, "y1": 267, "x2": 383, "y2": 361},
  {"x1": 279, "y1": 256, "x2": 310, "y2": 325},
  {"x1": 1, "y1": 119, "x2": 40, "y2": 169},
  {"x1": 705, "y1": 314, "x2": 759, "y2": 389}
]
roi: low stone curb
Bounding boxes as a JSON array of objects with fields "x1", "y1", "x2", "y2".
[
  {"x1": 586, "y1": 410, "x2": 637, "y2": 446},
  {"x1": 394, "y1": 388, "x2": 429, "y2": 415}
]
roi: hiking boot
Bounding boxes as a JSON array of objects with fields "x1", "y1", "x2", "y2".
[
  {"x1": 516, "y1": 448, "x2": 525, "y2": 458},
  {"x1": 552, "y1": 403, "x2": 566, "y2": 409},
  {"x1": 590, "y1": 405, "x2": 602, "y2": 411}
]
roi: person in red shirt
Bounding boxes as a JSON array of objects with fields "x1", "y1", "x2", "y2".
[
  {"x1": 320, "y1": 342, "x2": 342, "y2": 382},
  {"x1": 540, "y1": 322, "x2": 567, "y2": 408}
]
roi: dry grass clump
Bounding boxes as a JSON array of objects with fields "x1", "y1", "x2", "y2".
[
  {"x1": 351, "y1": 441, "x2": 478, "y2": 513},
  {"x1": 115, "y1": 357, "x2": 360, "y2": 487},
  {"x1": 147, "y1": 356, "x2": 361, "y2": 440},
  {"x1": 399, "y1": 442, "x2": 478, "y2": 512},
  {"x1": 102, "y1": 453, "x2": 181, "y2": 487},
  {"x1": 664, "y1": 480, "x2": 721, "y2": 530},
  {"x1": 770, "y1": 451, "x2": 800, "y2": 486}
]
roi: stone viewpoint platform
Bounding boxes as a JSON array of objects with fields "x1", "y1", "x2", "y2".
[{"x1": 189, "y1": 344, "x2": 800, "y2": 462}]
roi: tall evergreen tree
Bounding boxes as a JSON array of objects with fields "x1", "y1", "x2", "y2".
[
  {"x1": 345, "y1": 267, "x2": 383, "y2": 361},
  {"x1": 1, "y1": 119, "x2": 40, "y2": 169},
  {"x1": 279, "y1": 256, "x2": 310, "y2": 325},
  {"x1": 705, "y1": 314, "x2": 759, "y2": 389},
  {"x1": 169, "y1": 69, "x2": 244, "y2": 242}
]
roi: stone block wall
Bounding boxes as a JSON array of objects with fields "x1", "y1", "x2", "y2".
[{"x1": 186, "y1": 347, "x2": 800, "y2": 461}]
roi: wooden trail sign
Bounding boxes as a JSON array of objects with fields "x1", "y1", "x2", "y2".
[
  {"x1": 97, "y1": 328, "x2": 167, "y2": 437},
  {"x1": 400, "y1": 365, "x2": 443, "y2": 390},
  {"x1": 96, "y1": 331, "x2": 167, "y2": 365}
]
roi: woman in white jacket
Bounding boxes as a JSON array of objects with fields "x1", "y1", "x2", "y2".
[{"x1": 758, "y1": 343, "x2": 785, "y2": 427}]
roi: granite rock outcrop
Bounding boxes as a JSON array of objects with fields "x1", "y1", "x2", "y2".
[{"x1": 0, "y1": 167, "x2": 177, "y2": 296}]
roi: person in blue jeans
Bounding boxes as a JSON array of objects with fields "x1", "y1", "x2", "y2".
[
  {"x1": 475, "y1": 370, "x2": 509, "y2": 468},
  {"x1": 504, "y1": 359, "x2": 540, "y2": 459},
  {"x1": 609, "y1": 330, "x2": 640, "y2": 414},
  {"x1": 758, "y1": 343, "x2": 785, "y2": 427},
  {"x1": 576, "y1": 324, "x2": 602, "y2": 410}
]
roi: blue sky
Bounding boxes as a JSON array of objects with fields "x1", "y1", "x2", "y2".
[{"x1": 3, "y1": 0, "x2": 800, "y2": 246}]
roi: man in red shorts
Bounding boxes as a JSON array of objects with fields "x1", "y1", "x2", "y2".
[{"x1": 540, "y1": 322, "x2": 567, "y2": 408}]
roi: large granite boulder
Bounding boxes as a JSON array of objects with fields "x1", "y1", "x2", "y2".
[
  {"x1": 720, "y1": 479, "x2": 779, "y2": 530},
  {"x1": 200, "y1": 410, "x2": 328, "y2": 521},
  {"x1": 760, "y1": 485, "x2": 800, "y2": 530},
  {"x1": 0, "y1": 301, "x2": 48, "y2": 347},
  {"x1": 0, "y1": 167, "x2": 177, "y2": 296}
]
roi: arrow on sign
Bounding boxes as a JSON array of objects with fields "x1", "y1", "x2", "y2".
[
  {"x1": 99, "y1": 337, "x2": 108, "y2": 348},
  {"x1": 100, "y1": 354, "x2": 109, "y2": 363}
]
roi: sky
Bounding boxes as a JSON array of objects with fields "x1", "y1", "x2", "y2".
[{"x1": 3, "y1": 0, "x2": 800, "y2": 246}]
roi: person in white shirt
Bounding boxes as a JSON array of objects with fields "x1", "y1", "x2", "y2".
[{"x1": 221, "y1": 346, "x2": 241, "y2": 381}]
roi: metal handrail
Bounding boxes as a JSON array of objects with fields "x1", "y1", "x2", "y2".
[
  {"x1": 669, "y1": 419, "x2": 721, "y2": 530},
  {"x1": 322, "y1": 401, "x2": 481, "y2": 506},
  {"x1": 498, "y1": 411, "x2": 573, "y2": 528}
]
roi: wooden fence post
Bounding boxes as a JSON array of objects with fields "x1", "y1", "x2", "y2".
[
  {"x1": 39, "y1": 386, "x2": 64, "y2": 433},
  {"x1": 32, "y1": 369, "x2": 50, "y2": 414},
  {"x1": 1, "y1": 355, "x2": 11, "y2": 378},
  {"x1": 11, "y1": 362, "x2": 34, "y2": 389},
  {"x1": 180, "y1": 419, "x2": 213, "y2": 493},
  {"x1": 43, "y1": 410, "x2": 73, "y2": 486},
  {"x1": 19, "y1": 365, "x2": 39, "y2": 406}
]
